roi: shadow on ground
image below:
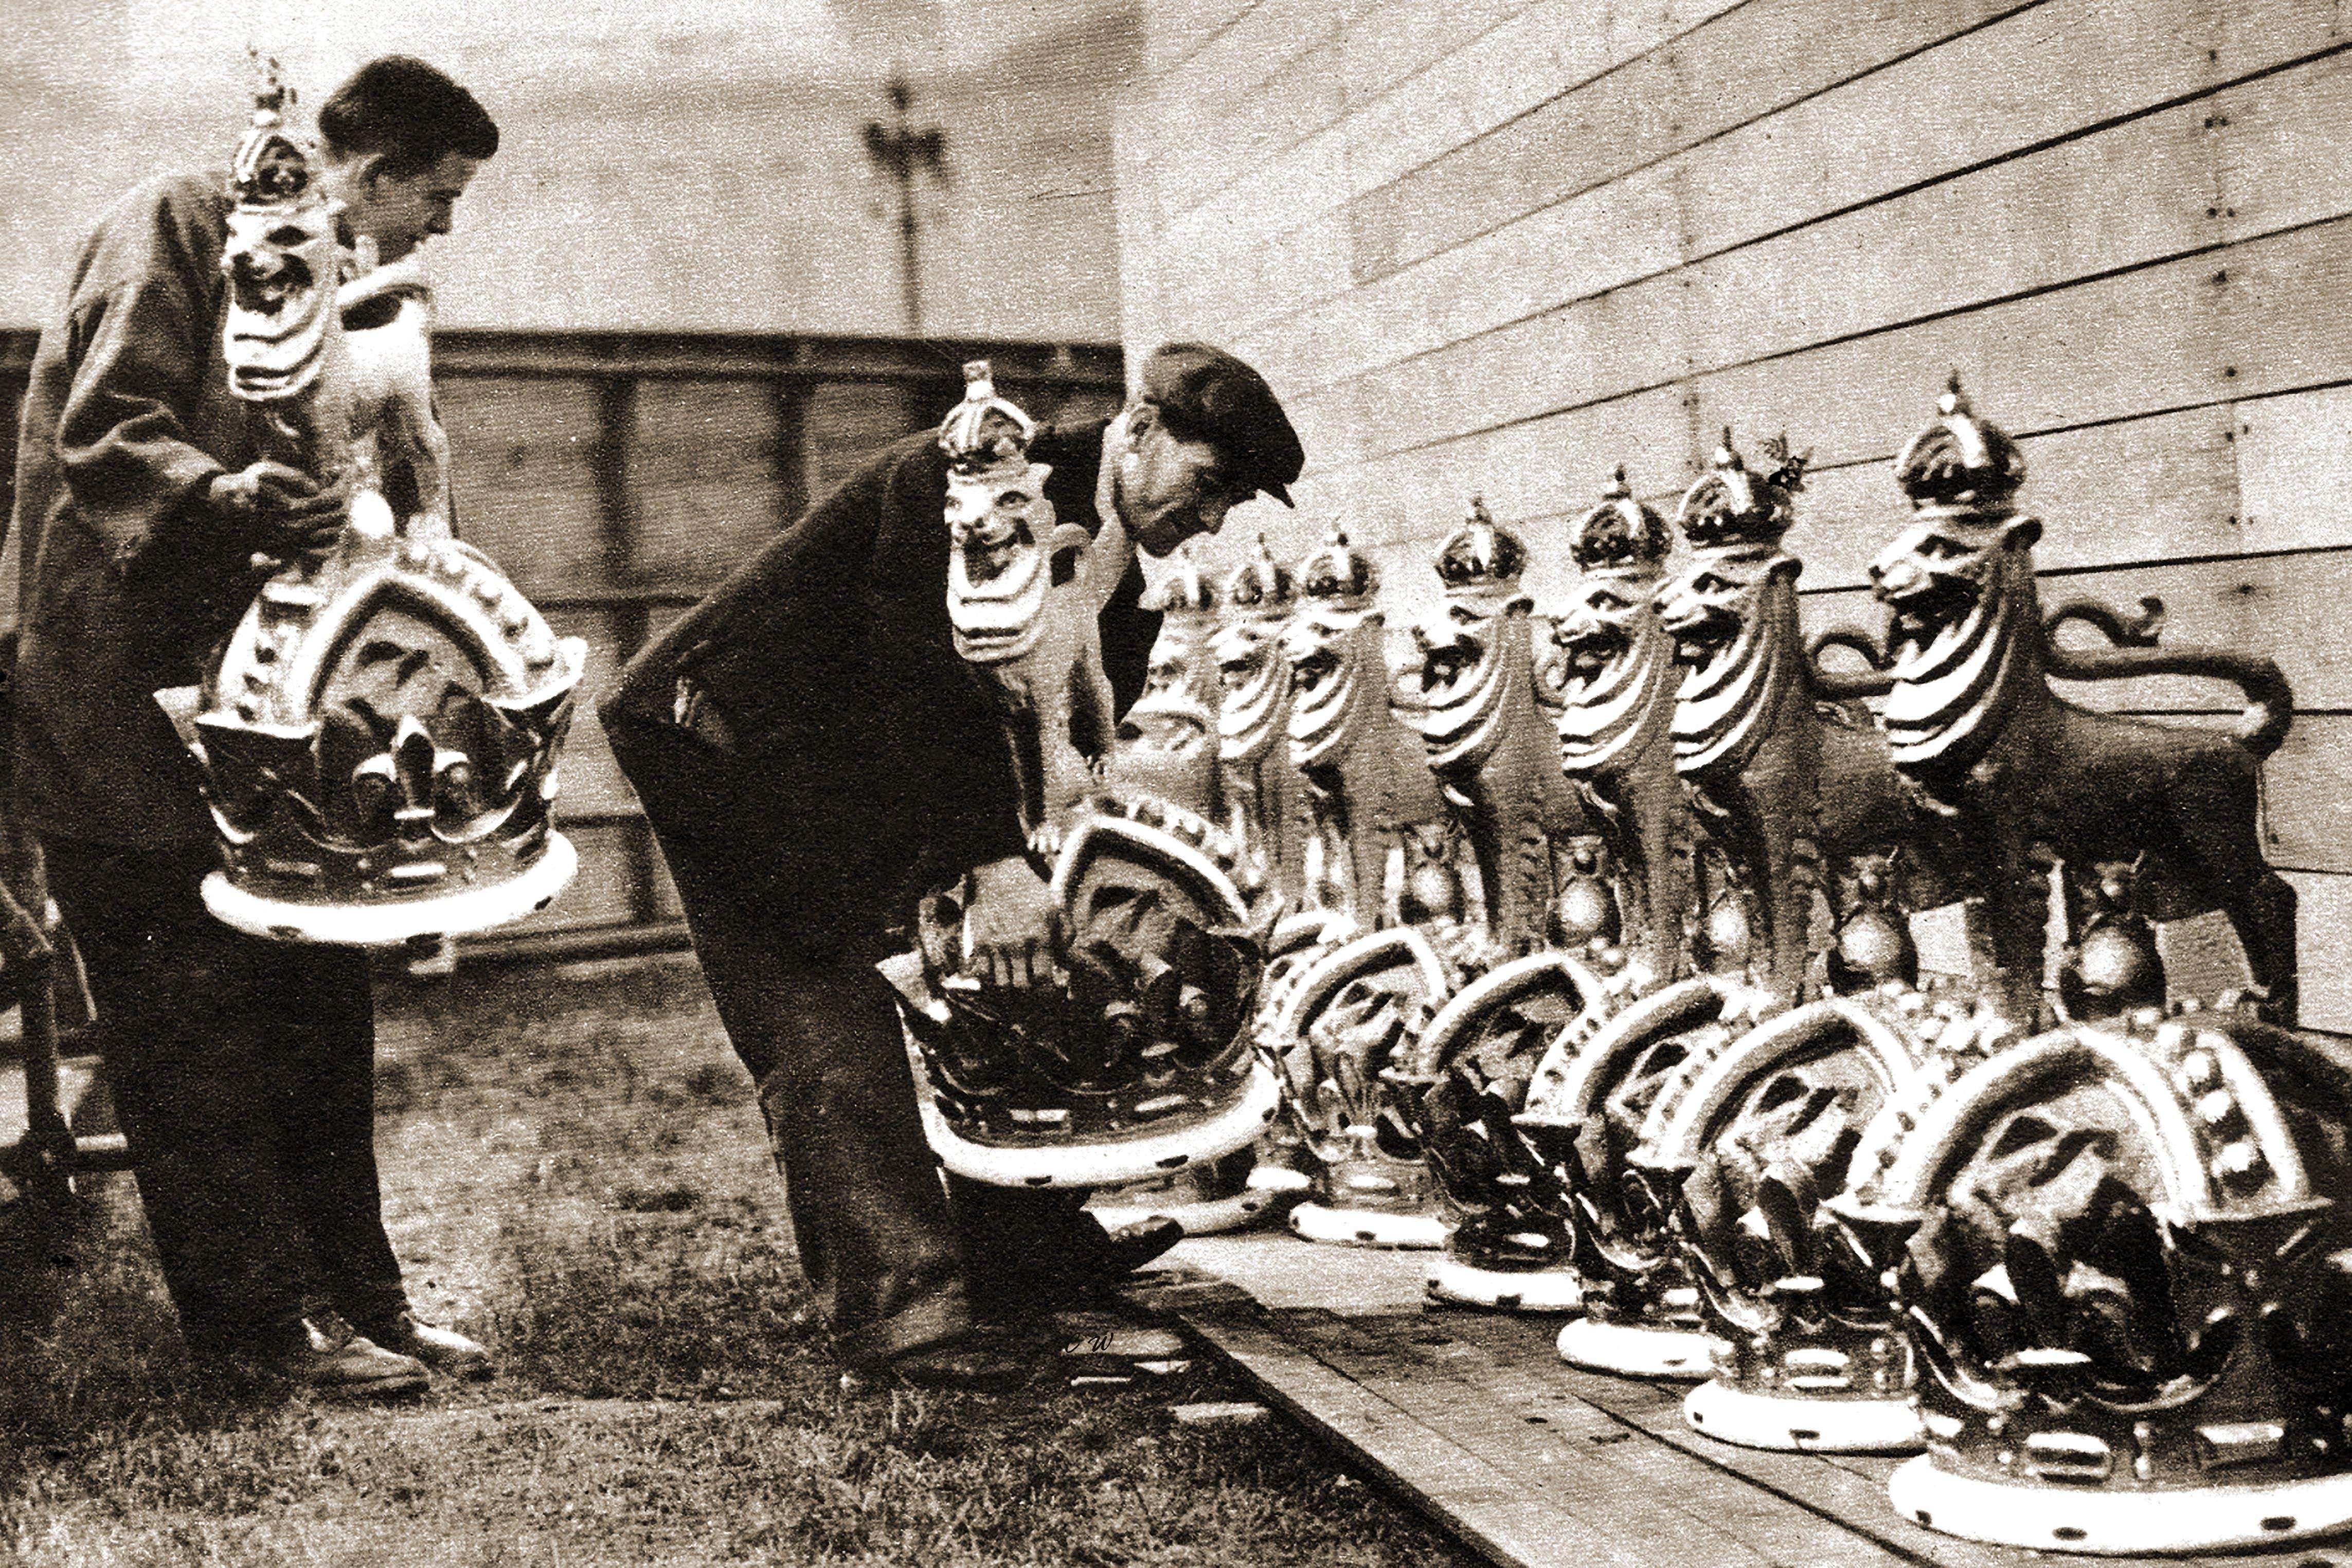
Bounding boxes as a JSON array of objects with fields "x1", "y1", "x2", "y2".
[{"x1": 0, "y1": 951, "x2": 1466, "y2": 1567}]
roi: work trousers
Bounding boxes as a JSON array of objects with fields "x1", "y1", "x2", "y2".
[
  {"x1": 605, "y1": 715, "x2": 1107, "y2": 1364},
  {"x1": 43, "y1": 839, "x2": 406, "y2": 1355}
]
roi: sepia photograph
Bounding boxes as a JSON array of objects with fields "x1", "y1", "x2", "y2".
[{"x1": 2, "y1": 1, "x2": 2349, "y2": 1563}]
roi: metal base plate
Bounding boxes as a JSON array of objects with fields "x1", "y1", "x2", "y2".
[
  {"x1": 1289, "y1": 1201, "x2": 1450, "y2": 1250},
  {"x1": 1888, "y1": 1453, "x2": 2352, "y2": 1555},
  {"x1": 1427, "y1": 1256, "x2": 1584, "y2": 1311},
  {"x1": 1556, "y1": 1315, "x2": 1717, "y2": 1380},
  {"x1": 202, "y1": 834, "x2": 578, "y2": 946},
  {"x1": 1681, "y1": 1377, "x2": 1923, "y2": 1453}
]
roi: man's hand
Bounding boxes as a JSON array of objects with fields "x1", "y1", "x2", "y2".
[
  {"x1": 962, "y1": 855, "x2": 1059, "y2": 989},
  {"x1": 209, "y1": 460, "x2": 349, "y2": 565}
]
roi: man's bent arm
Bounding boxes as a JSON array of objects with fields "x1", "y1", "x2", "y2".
[{"x1": 52, "y1": 187, "x2": 239, "y2": 585}]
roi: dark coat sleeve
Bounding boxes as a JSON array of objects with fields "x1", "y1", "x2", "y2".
[
  {"x1": 47, "y1": 174, "x2": 249, "y2": 586},
  {"x1": 601, "y1": 434, "x2": 1032, "y2": 886}
]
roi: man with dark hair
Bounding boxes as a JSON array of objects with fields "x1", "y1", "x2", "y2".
[
  {"x1": 6, "y1": 56, "x2": 499, "y2": 1397},
  {"x1": 601, "y1": 344, "x2": 1304, "y2": 1390}
]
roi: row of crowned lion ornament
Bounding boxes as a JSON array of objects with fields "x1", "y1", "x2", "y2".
[
  {"x1": 154, "y1": 70, "x2": 585, "y2": 946},
  {"x1": 1423, "y1": 382, "x2": 2323, "y2": 1558}
]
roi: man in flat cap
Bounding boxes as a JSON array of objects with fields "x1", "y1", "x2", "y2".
[{"x1": 602, "y1": 343, "x2": 1303, "y2": 1388}]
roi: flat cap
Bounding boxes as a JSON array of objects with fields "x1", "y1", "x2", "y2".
[{"x1": 1140, "y1": 342, "x2": 1304, "y2": 507}]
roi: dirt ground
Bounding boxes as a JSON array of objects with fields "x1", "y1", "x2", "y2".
[{"x1": 0, "y1": 949, "x2": 1464, "y2": 1566}]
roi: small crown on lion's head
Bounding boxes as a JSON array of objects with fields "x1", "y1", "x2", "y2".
[
  {"x1": 1144, "y1": 543, "x2": 1220, "y2": 616},
  {"x1": 1297, "y1": 527, "x2": 1378, "y2": 605},
  {"x1": 938, "y1": 359, "x2": 1038, "y2": 476},
  {"x1": 1224, "y1": 532, "x2": 1296, "y2": 615},
  {"x1": 1569, "y1": 466, "x2": 1671, "y2": 573},
  {"x1": 1895, "y1": 373, "x2": 2027, "y2": 514},
  {"x1": 1677, "y1": 429, "x2": 1807, "y2": 550},
  {"x1": 1434, "y1": 497, "x2": 1528, "y2": 590}
]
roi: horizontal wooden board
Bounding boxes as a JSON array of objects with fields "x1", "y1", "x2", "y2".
[
  {"x1": 1345, "y1": 0, "x2": 2032, "y2": 284},
  {"x1": 1182, "y1": 1308, "x2": 1637, "y2": 1568},
  {"x1": 1144, "y1": 0, "x2": 1259, "y2": 80},
  {"x1": 1335, "y1": 0, "x2": 1540, "y2": 116},
  {"x1": 1330, "y1": 98, "x2": 2238, "y2": 467},
  {"x1": 626, "y1": 379, "x2": 786, "y2": 588},
  {"x1": 442, "y1": 377, "x2": 611, "y2": 600},
  {"x1": 1286, "y1": 1311, "x2": 1919, "y2": 1568},
  {"x1": 1181, "y1": 0, "x2": 2352, "y2": 418},
  {"x1": 1233, "y1": 0, "x2": 2266, "y2": 399},
  {"x1": 1126, "y1": 0, "x2": 1356, "y2": 218},
  {"x1": 1155, "y1": 0, "x2": 1738, "y2": 268}
]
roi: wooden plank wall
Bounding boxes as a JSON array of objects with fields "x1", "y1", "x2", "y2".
[{"x1": 1115, "y1": 0, "x2": 2352, "y2": 1032}]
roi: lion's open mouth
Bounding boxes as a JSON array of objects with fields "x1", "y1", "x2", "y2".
[
  {"x1": 1883, "y1": 576, "x2": 1980, "y2": 647},
  {"x1": 1419, "y1": 639, "x2": 1480, "y2": 693},
  {"x1": 1663, "y1": 607, "x2": 1736, "y2": 665}
]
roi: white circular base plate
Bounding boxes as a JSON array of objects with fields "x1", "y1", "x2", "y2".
[
  {"x1": 1289, "y1": 1201, "x2": 1450, "y2": 1249},
  {"x1": 1888, "y1": 1453, "x2": 2352, "y2": 1554},
  {"x1": 1557, "y1": 1316, "x2": 1718, "y2": 1380},
  {"x1": 1088, "y1": 1183, "x2": 1271, "y2": 1236},
  {"x1": 924, "y1": 1060, "x2": 1280, "y2": 1189},
  {"x1": 1428, "y1": 1257, "x2": 1584, "y2": 1311},
  {"x1": 1682, "y1": 1378, "x2": 1923, "y2": 1453},
  {"x1": 201, "y1": 834, "x2": 578, "y2": 946}
]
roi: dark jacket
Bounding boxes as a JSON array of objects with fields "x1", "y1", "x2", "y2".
[
  {"x1": 601, "y1": 418, "x2": 1157, "y2": 925},
  {"x1": 8, "y1": 170, "x2": 279, "y2": 848}
]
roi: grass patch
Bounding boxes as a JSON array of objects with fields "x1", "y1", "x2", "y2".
[{"x1": 1, "y1": 952, "x2": 1466, "y2": 1566}]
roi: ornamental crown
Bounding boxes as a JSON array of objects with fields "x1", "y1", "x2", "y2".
[
  {"x1": 1828, "y1": 1015, "x2": 2352, "y2": 1549},
  {"x1": 938, "y1": 359, "x2": 1037, "y2": 476},
  {"x1": 1296, "y1": 528, "x2": 1377, "y2": 606},
  {"x1": 228, "y1": 55, "x2": 312, "y2": 206},
  {"x1": 1894, "y1": 374, "x2": 2027, "y2": 514},
  {"x1": 1678, "y1": 430, "x2": 1808, "y2": 551},
  {"x1": 1224, "y1": 533, "x2": 1295, "y2": 616},
  {"x1": 1434, "y1": 497, "x2": 1528, "y2": 591},
  {"x1": 1144, "y1": 544, "x2": 1219, "y2": 617},
  {"x1": 158, "y1": 526, "x2": 587, "y2": 944},
  {"x1": 1568, "y1": 466, "x2": 1671, "y2": 573}
]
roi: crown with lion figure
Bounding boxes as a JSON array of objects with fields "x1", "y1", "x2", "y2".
[
  {"x1": 1894, "y1": 375, "x2": 2027, "y2": 517},
  {"x1": 1677, "y1": 430, "x2": 1809, "y2": 551},
  {"x1": 1434, "y1": 497, "x2": 1529, "y2": 599},
  {"x1": 1296, "y1": 527, "x2": 1378, "y2": 607}
]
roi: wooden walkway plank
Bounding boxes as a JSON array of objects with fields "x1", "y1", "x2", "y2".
[
  {"x1": 1146, "y1": 1238, "x2": 2352, "y2": 1568},
  {"x1": 1288, "y1": 1309, "x2": 1913, "y2": 1568},
  {"x1": 1182, "y1": 1304, "x2": 1675, "y2": 1568}
]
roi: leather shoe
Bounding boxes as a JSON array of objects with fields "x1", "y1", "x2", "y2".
[
  {"x1": 845, "y1": 1327, "x2": 1043, "y2": 1395},
  {"x1": 1089, "y1": 1216, "x2": 1184, "y2": 1283},
  {"x1": 359, "y1": 1312, "x2": 496, "y2": 1380},
  {"x1": 235, "y1": 1318, "x2": 428, "y2": 1400}
]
